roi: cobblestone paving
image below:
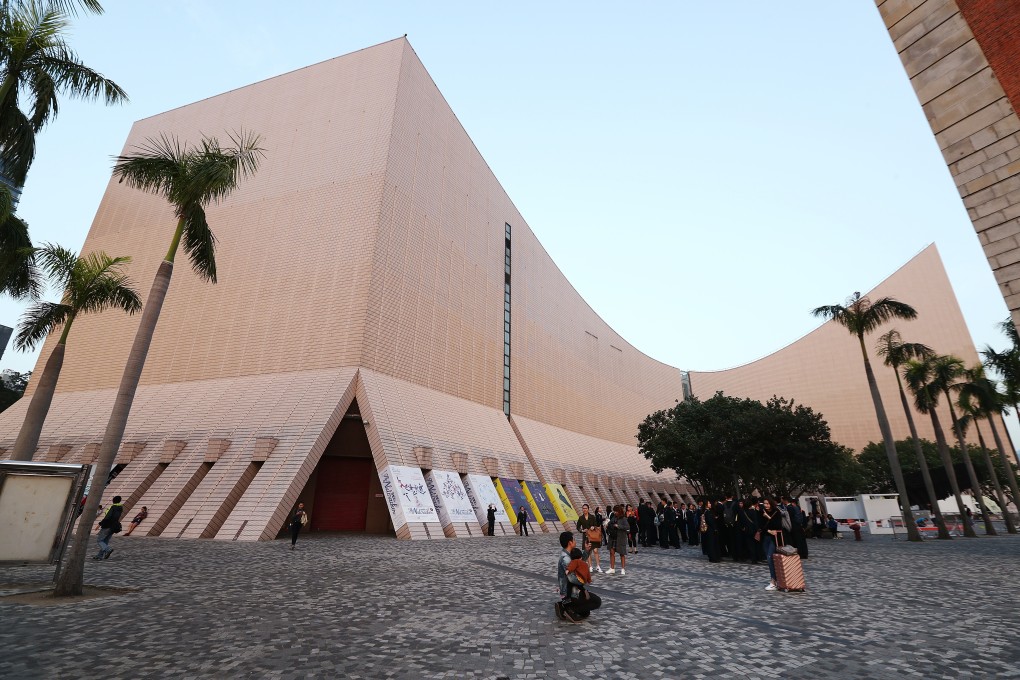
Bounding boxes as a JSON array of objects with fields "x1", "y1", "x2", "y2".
[{"x1": 2, "y1": 530, "x2": 1019, "y2": 679}]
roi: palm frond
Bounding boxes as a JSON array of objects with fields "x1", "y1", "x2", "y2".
[
  {"x1": 858, "y1": 297, "x2": 917, "y2": 334},
  {"x1": 74, "y1": 251, "x2": 141, "y2": 314},
  {"x1": 33, "y1": 241, "x2": 77, "y2": 290},
  {"x1": 42, "y1": 47, "x2": 128, "y2": 105},
  {"x1": 14, "y1": 299, "x2": 69, "y2": 350},
  {"x1": 180, "y1": 204, "x2": 216, "y2": 282},
  {"x1": 997, "y1": 316, "x2": 1020, "y2": 349},
  {"x1": 112, "y1": 133, "x2": 187, "y2": 198},
  {"x1": 0, "y1": 214, "x2": 41, "y2": 299}
]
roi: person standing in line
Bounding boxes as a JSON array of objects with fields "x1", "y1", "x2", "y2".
[
  {"x1": 703, "y1": 500, "x2": 722, "y2": 563},
  {"x1": 739, "y1": 499, "x2": 760, "y2": 564},
  {"x1": 123, "y1": 506, "x2": 148, "y2": 536},
  {"x1": 517, "y1": 505, "x2": 529, "y2": 536},
  {"x1": 626, "y1": 504, "x2": 639, "y2": 554},
  {"x1": 677, "y1": 502, "x2": 689, "y2": 546},
  {"x1": 637, "y1": 500, "x2": 652, "y2": 547},
  {"x1": 687, "y1": 502, "x2": 700, "y2": 546},
  {"x1": 290, "y1": 502, "x2": 308, "y2": 549},
  {"x1": 646, "y1": 501, "x2": 659, "y2": 547},
  {"x1": 760, "y1": 498, "x2": 784, "y2": 591},
  {"x1": 657, "y1": 500, "x2": 670, "y2": 549},
  {"x1": 486, "y1": 504, "x2": 497, "y2": 536},
  {"x1": 94, "y1": 496, "x2": 124, "y2": 560}
]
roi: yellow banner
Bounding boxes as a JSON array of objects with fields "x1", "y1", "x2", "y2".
[
  {"x1": 493, "y1": 478, "x2": 520, "y2": 524},
  {"x1": 519, "y1": 481, "x2": 547, "y2": 524},
  {"x1": 545, "y1": 483, "x2": 579, "y2": 522}
]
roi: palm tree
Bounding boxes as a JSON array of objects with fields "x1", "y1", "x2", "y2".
[
  {"x1": 983, "y1": 317, "x2": 1020, "y2": 457},
  {"x1": 54, "y1": 131, "x2": 263, "y2": 596},
  {"x1": 957, "y1": 368, "x2": 1016, "y2": 533},
  {"x1": 9, "y1": 243, "x2": 140, "y2": 460},
  {"x1": 875, "y1": 330, "x2": 950, "y2": 538},
  {"x1": 0, "y1": 184, "x2": 38, "y2": 299},
  {"x1": 928, "y1": 355, "x2": 996, "y2": 535},
  {"x1": 812, "y1": 292, "x2": 921, "y2": 541},
  {"x1": 903, "y1": 358, "x2": 977, "y2": 536},
  {"x1": 969, "y1": 362, "x2": 1020, "y2": 528},
  {"x1": 0, "y1": 0, "x2": 126, "y2": 186}
]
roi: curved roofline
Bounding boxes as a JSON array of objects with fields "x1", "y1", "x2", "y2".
[{"x1": 687, "y1": 243, "x2": 938, "y2": 375}]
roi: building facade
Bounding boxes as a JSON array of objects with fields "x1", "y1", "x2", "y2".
[
  {"x1": 0, "y1": 38, "x2": 997, "y2": 540},
  {"x1": 876, "y1": 0, "x2": 1020, "y2": 332}
]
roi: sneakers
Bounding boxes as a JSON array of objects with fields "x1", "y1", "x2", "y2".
[
  {"x1": 594, "y1": 565, "x2": 603, "y2": 573},
  {"x1": 765, "y1": 583, "x2": 777, "y2": 591},
  {"x1": 605, "y1": 568, "x2": 615, "y2": 575},
  {"x1": 620, "y1": 568, "x2": 626, "y2": 576}
]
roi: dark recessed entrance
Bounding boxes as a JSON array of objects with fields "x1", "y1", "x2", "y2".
[
  {"x1": 293, "y1": 399, "x2": 391, "y2": 535},
  {"x1": 311, "y1": 457, "x2": 372, "y2": 531}
]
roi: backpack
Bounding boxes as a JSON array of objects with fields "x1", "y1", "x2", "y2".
[
  {"x1": 779, "y1": 506, "x2": 792, "y2": 533},
  {"x1": 723, "y1": 501, "x2": 737, "y2": 526}
]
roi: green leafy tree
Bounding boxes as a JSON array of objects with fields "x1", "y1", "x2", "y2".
[
  {"x1": 0, "y1": 0, "x2": 125, "y2": 186},
  {"x1": 638, "y1": 392, "x2": 856, "y2": 500},
  {"x1": 875, "y1": 330, "x2": 949, "y2": 538},
  {"x1": 812, "y1": 292, "x2": 921, "y2": 540},
  {"x1": 54, "y1": 131, "x2": 263, "y2": 597},
  {"x1": 0, "y1": 184, "x2": 37, "y2": 299},
  {"x1": 903, "y1": 357, "x2": 976, "y2": 536},
  {"x1": 0, "y1": 368, "x2": 29, "y2": 412},
  {"x1": 982, "y1": 316, "x2": 1020, "y2": 457},
  {"x1": 9, "y1": 243, "x2": 140, "y2": 460}
]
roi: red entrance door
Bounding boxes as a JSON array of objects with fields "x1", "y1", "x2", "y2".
[{"x1": 311, "y1": 457, "x2": 372, "y2": 531}]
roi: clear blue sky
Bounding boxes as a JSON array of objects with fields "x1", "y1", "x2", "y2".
[{"x1": 0, "y1": 2, "x2": 1012, "y2": 390}]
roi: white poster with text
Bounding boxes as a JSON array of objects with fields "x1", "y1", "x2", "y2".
[
  {"x1": 378, "y1": 465, "x2": 439, "y2": 525},
  {"x1": 425, "y1": 470, "x2": 477, "y2": 527},
  {"x1": 463, "y1": 473, "x2": 511, "y2": 525}
]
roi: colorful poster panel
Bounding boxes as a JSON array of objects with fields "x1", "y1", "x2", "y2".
[
  {"x1": 495, "y1": 478, "x2": 532, "y2": 523},
  {"x1": 521, "y1": 481, "x2": 556, "y2": 522},
  {"x1": 545, "y1": 483, "x2": 579, "y2": 522},
  {"x1": 424, "y1": 470, "x2": 476, "y2": 527},
  {"x1": 378, "y1": 465, "x2": 439, "y2": 525},
  {"x1": 463, "y1": 474, "x2": 511, "y2": 525}
]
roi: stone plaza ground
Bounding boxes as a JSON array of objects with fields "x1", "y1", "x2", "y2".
[{"x1": 1, "y1": 528, "x2": 1018, "y2": 679}]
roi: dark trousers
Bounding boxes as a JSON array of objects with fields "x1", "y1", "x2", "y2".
[
  {"x1": 659, "y1": 523, "x2": 670, "y2": 548},
  {"x1": 290, "y1": 523, "x2": 301, "y2": 546},
  {"x1": 566, "y1": 591, "x2": 602, "y2": 617},
  {"x1": 487, "y1": 520, "x2": 495, "y2": 536},
  {"x1": 520, "y1": 522, "x2": 529, "y2": 536},
  {"x1": 669, "y1": 524, "x2": 681, "y2": 547},
  {"x1": 678, "y1": 520, "x2": 688, "y2": 544},
  {"x1": 638, "y1": 523, "x2": 649, "y2": 546}
]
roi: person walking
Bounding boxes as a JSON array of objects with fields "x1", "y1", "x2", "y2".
[
  {"x1": 486, "y1": 504, "x2": 497, "y2": 536},
  {"x1": 517, "y1": 505, "x2": 529, "y2": 536},
  {"x1": 94, "y1": 496, "x2": 124, "y2": 560},
  {"x1": 289, "y1": 502, "x2": 308, "y2": 549},
  {"x1": 123, "y1": 506, "x2": 148, "y2": 536}
]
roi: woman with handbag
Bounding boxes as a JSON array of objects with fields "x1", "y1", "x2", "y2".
[
  {"x1": 759, "y1": 498, "x2": 784, "y2": 591},
  {"x1": 575, "y1": 504, "x2": 604, "y2": 573}
]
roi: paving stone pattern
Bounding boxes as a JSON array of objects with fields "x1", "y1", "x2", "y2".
[{"x1": 2, "y1": 531, "x2": 1019, "y2": 679}]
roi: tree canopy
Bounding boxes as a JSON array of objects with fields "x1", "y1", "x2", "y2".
[{"x1": 637, "y1": 392, "x2": 859, "y2": 499}]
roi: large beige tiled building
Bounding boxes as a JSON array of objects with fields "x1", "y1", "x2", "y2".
[{"x1": 0, "y1": 38, "x2": 997, "y2": 541}]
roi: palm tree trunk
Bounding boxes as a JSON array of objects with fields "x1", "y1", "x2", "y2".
[
  {"x1": 943, "y1": 393, "x2": 996, "y2": 535},
  {"x1": 929, "y1": 408, "x2": 975, "y2": 537},
  {"x1": 974, "y1": 420, "x2": 1015, "y2": 533},
  {"x1": 894, "y1": 370, "x2": 950, "y2": 539},
  {"x1": 53, "y1": 260, "x2": 174, "y2": 596},
  {"x1": 858, "y1": 337, "x2": 920, "y2": 541},
  {"x1": 987, "y1": 416, "x2": 1020, "y2": 530},
  {"x1": 9, "y1": 341, "x2": 66, "y2": 460}
]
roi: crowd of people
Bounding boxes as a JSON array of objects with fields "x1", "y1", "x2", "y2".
[{"x1": 557, "y1": 497, "x2": 841, "y2": 621}]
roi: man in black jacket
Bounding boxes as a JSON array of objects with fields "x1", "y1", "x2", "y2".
[
  {"x1": 94, "y1": 496, "x2": 124, "y2": 560},
  {"x1": 637, "y1": 500, "x2": 654, "y2": 547}
]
